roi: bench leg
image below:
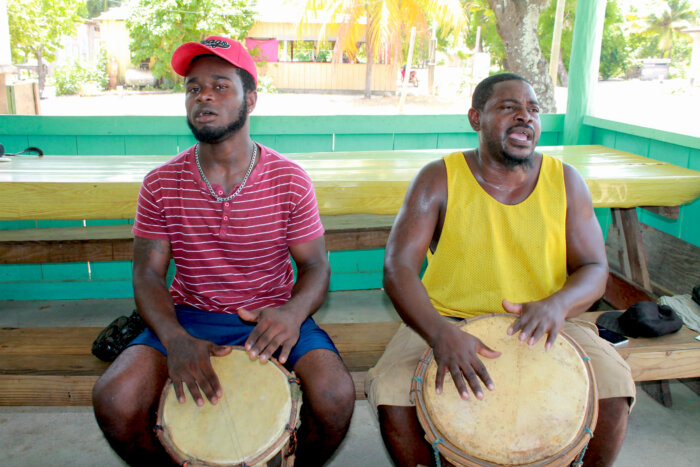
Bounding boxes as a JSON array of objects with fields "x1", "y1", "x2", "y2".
[
  {"x1": 641, "y1": 380, "x2": 672, "y2": 407},
  {"x1": 610, "y1": 207, "x2": 652, "y2": 291},
  {"x1": 680, "y1": 377, "x2": 700, "y2": 397}
]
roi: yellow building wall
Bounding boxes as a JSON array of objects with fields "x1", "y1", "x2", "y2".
[{"x1": 262, "y1": 62, "x2": 397, "y2": 92}]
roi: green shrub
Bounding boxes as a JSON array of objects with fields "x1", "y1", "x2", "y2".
[
  {"x1": 52, "y1": 55, "x2": 107, "y2": 96},
  {"x1": 257, "y1": 75, "x2": 277, "y2": 94}
]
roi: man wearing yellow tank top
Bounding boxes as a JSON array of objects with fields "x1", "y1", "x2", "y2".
[{"x1": 366, "y1": 73, "x2": 635, "y2": 466}]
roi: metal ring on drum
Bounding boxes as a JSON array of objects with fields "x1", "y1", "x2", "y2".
[
  {"x1": 411, "y1": 314, "x2": 598, "y2": 467},
  {"x1": 156, "y1": 347, "x2": 303, "y2": 467}
]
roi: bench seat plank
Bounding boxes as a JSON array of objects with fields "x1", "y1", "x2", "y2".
[
  {"x1": 2, "y1": 315, "x2": 698, "y2": 406},
  {"x1": 0, "y1": 215, "x2": 395, "y2": 264}
]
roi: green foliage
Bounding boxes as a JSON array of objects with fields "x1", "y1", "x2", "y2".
[
  {"x1": 463, "y1": 0, "x2": 506, "y2": 67},
  {"x1": 126, "y1": 0, "x2": 257, "y2": 86},
  {"x1": 256, "y1": 75, "x2": 277, "y2": 94},
  {"x1": 537, "y1": 0, "x2": 576, "y2": 72},
  {"x1": 52, "y1": 57, "x2": 106, "y2": 95},
  {"x1": 599, "y1": 0, "x2": 629, "y2": 80},
  {"x1": 85, "y1": 0, "x2": 123, "y2": 19},
  {"x1": 645, "y1": 0, "x2": 697, "y2": 59},
  {"x1": 7, "y1": 0, "x2": 83, "y2": 64},
  {"x1": 95, "y1": 47, "x2": 110, "y2": 90}
]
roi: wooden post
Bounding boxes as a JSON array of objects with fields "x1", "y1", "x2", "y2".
[
  {"x1": 428, "y1": 32, "x2": 436, "y2": 96},
  {"x1": 563, "y1": 0, "x2": 606, "y2": 145},
  {"x1": 398, "y1": 27, "x2": 416, "y2": 114},
  {"x1": 549, "y1": 0, "x2": 566, "y2": 87}
]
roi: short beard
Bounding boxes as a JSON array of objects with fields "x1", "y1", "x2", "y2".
[
  {"x1": 500, "y1": 150, "x2": 534, "y2": 170},
  {"x1": 485, "y1": 139, "x2": 534, "y2": 170},
  {"x1": 187, "y1": 99, "x2": 248, "y2": 144}
]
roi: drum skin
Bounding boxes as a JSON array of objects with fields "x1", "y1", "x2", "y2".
[
  {"x1": 412, "y1": 314, "x2": 598, "y2": 466},
  {"x1": 157, "y1": 348, "x2": 302, "y2": 467}
]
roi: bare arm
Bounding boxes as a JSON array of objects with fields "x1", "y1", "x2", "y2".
[
  {"x1": 384, "y1": 160, "x2": 500, "y2": 399},
  {"x1": 241, "y1": 235, "x2": 330, "y2": 364},
  {"x1": 505, "y1": 164, "x2": 609, "y2": 347},
  {"x1": 132, "y1": 236, "x2": 231, "y2": 406}
]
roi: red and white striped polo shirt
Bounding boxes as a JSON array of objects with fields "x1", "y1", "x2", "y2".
[{"x1": 132, "y1": 143, "x2": 324, "y2": 314}]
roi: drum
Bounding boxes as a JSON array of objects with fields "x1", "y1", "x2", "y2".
[
  {"x1": 411, "y1": 314, "x2": 598, "y2": 466},
  {"x1": 156, "y1": 347, "x2": 302, "y2": 467}
]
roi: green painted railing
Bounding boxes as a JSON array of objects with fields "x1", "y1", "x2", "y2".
[{"x1": 1, "y1": 113, "x2": 698, "y2": 300}]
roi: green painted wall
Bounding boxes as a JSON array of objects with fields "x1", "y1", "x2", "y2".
[{"x1": 2, "y1": 114, "x2": 698, "y2": 300}]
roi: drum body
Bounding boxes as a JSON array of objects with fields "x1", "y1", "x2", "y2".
[
  {"x1": 412, "y1": 314, "x2": 598, "y2": 466},
  {"x1": 157, "y1": 347, "x2": 302, "y2": 467}
]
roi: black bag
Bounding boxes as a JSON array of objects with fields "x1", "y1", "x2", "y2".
[
  {"x1": 91, "y1": 310, "x2": 147, "y2": 362},
  {"x1": 0, "y1": 143, "x2": 44, "y2": 157}
]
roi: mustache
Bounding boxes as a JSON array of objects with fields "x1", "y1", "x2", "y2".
[{"x1": 507, "y1": 123, "x2": 535, "y2": 134}]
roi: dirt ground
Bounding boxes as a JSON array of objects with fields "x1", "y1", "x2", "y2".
[{"x1": 38, "y1": 77, "x2": 699, "y2": 137}]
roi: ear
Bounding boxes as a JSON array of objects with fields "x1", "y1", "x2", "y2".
[
  {"x1": 246, "y1": 90, "x2": 258, "y2": 114},
  {"x1": 467, "y1": 108, "x2": 481, "y2": 131}
]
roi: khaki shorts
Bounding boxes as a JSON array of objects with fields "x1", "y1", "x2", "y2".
[{"x1": 365, "y1": 318, "x2": 636, "y2": 416}]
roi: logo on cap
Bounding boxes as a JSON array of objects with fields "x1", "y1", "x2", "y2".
[{"x1": 201, "y1": 39, "x2": 230, "y2": 49}]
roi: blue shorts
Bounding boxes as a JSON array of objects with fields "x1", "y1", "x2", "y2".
[{"x1": 127, "y1": 304, "x2": 339, "y2": 370}]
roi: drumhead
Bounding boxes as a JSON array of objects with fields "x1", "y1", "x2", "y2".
[
  {"x1": 158, "y1": 348, "x2": 301, "y2": 466},
  {"x1": 414, "y1": 314, "x2": 597, "y2": 466}
]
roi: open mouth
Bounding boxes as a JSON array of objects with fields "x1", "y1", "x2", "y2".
[
  {"x1": 507, "y1": 127, "x2": 533, "y2": 142},
  {"x1": 195, "y1": 109, "x2": 218, "y2": 122}
]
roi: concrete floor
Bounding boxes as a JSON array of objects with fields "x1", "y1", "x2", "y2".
[{"x1": 2, "y1": 290, "x2": 699, "y2": 466}]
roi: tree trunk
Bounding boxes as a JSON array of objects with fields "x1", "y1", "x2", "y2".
[{"x1": 486, "y1": 0, "x2": 556, "y2": 112}]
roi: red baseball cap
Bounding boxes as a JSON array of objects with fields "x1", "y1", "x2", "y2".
[{"x1": 171, "y1": 36, "x2": 257, "y2": 85}]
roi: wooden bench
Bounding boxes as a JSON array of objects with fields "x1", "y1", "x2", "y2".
[
  {"x1": 1, "y1": 312, "x2": 698, "y2": 406},
  {"x1": 0, "y1": 214, "x2": 395, "y2": 264}
]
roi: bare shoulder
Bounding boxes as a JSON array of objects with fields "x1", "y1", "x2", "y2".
[
  {"x1": 562, "y1": 162, "x2": 591, "y2": 202},
  {"x1": 561, "y1": 162, "x2": 595, "y2": 220},
  {"x1": 408, "y1": 158, "x2": 447, "y2": 204}
]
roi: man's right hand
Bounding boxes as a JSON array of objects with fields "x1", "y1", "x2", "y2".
[
  {"x1": 430, "y1": 323, "x2": 500, "y2": 400},
  {"x1": 164, "y1": 333, "x2": 232, "y2": 407}
]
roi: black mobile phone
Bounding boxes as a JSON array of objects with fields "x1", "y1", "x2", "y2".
[{"x1": 596, "y1": 324, "x2": 629, "y2": 346}]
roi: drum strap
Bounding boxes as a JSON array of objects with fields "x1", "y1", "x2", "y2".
[
  {"x1": 432, "y1": 438, "x2": 444, "y2": 467},
  {"x1": 571, "y1": 427, "x2": 594, "y2": 466}
]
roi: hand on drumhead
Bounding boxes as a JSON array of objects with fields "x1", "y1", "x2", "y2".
[
  {"x1": 165, "y1": 333, "x2": 232, "y2": 407},
  {"x1": 433, "y1": 325, "x2": 500, "y2": 401},
  {"x1": 503, "y1": 298, "x2": 565, "y2": 351},
  {"x1": 239, "y1": 307, "x2": 302, "y2": 365}
]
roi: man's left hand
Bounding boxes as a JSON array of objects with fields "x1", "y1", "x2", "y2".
[
  {"x1": 502, "y1": 299, "x2": 566, "y2": 351},
  {"x1": 238, "y1": 307, "x2": 303, "y2": 364}
]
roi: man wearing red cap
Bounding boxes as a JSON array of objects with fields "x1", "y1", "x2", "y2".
[{"x1": 93, "y1": 36, "x2": 354, "y2": 466}]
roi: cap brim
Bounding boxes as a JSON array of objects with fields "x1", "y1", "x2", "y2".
[
  {"x1": 171, "y1": 42, "x2": 229, "y2": 76},
  {"x1": 595, "y1": 311, "x2": 627, "y2": 336}
]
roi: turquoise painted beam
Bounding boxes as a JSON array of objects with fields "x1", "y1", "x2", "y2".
[{"x1": 564, "y1": 0, "x2": 607, "y2": 145}]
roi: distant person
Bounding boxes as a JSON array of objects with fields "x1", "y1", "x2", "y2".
[
  {"x1": 366, "y1": 73, "x2": 635, "y2": 466},
  {"x1": 92, "y1": 36, "x2": 354, "y2": 466}
]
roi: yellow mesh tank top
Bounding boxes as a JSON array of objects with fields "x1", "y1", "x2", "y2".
[{"x1": 421, "y1": 151, "x2": 567, "y2": 319}]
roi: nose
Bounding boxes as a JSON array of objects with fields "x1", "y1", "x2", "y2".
[
  {"x1": 196, "y1": 85, "x2": 214, "y2": 102},
  {"x1": 515, "y1": 107, "x2": 534, "y2": 123}
]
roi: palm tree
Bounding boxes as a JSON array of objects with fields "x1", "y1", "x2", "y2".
[
  {"x1": 301, "y1": 0, "x2": 467, "y2": 98},
  {"x1": 645, "y1": 0, "x2": 697, "y2": 59}
]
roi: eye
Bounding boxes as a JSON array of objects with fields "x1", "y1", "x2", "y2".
[
  {"x1": 215, "y1": 84, "x2": 227, "y2": 91},
  {"x1": 530, "y1": 107, "x2": 540, "y2": 113},
  {"x1": 187, "y1": 86, "x2": 200, "y2": 94}
]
